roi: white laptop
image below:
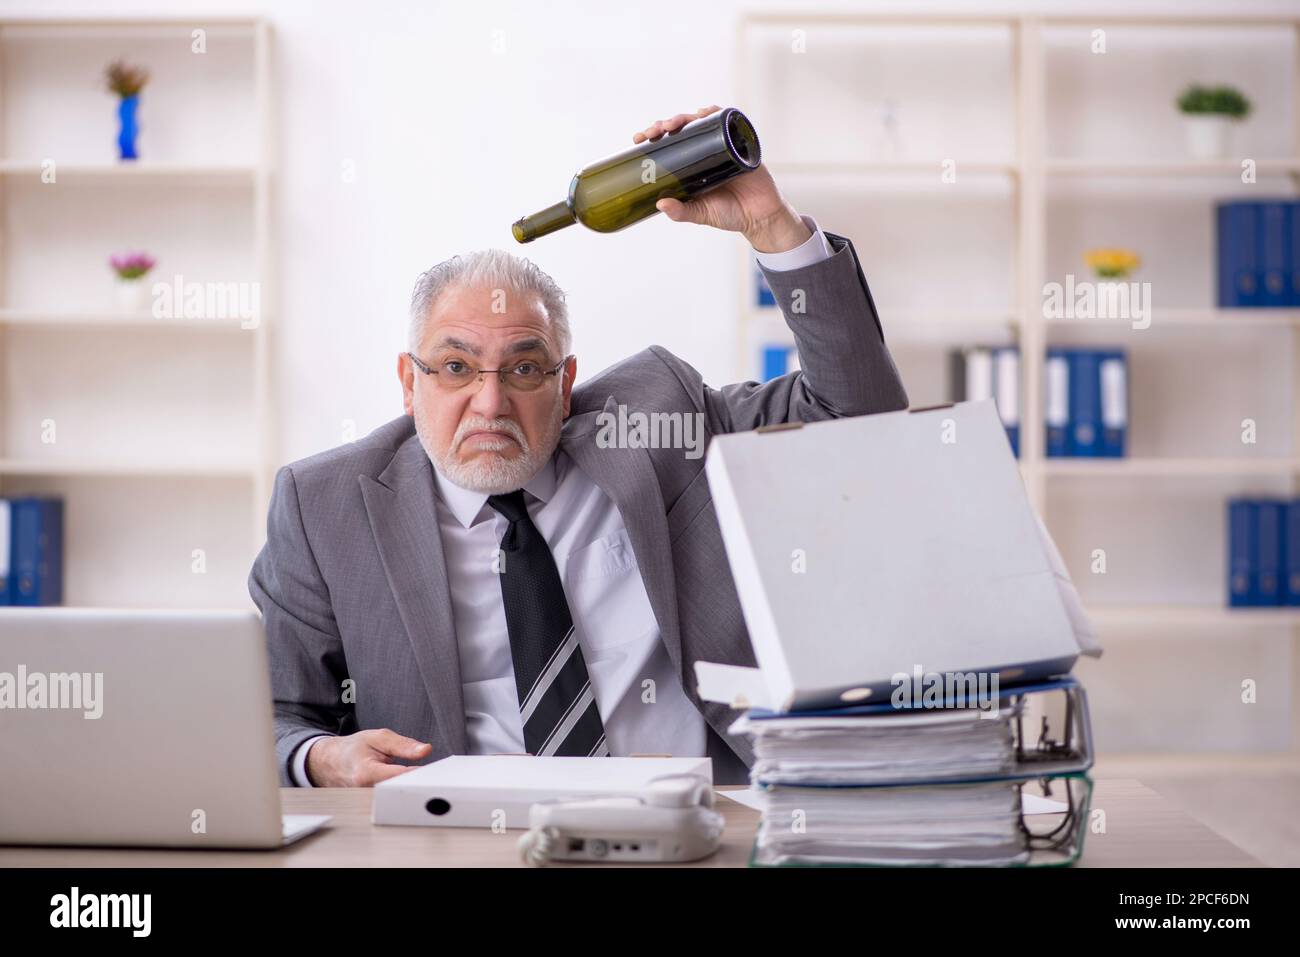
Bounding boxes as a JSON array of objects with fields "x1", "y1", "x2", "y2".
[{"x1": 0, "y1": 608, "x2": 329, "y2": 849}]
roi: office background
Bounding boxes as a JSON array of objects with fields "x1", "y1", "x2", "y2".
[{"x1": 1, "y1": 0, "x2": 1297, "y2": 863}]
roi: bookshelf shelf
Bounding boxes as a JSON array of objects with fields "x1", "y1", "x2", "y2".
[
  {"x1": 0, "y1": 459, "x2": 257, "y2": 479},
  {"x1": 1087, "y1": 604, "x2": 1300, "y2": 629},
  {"x1": 0, "y1": 160, "x2": 258, "y2": 181},
  {"x1": 0, "y1": 308, "x2": 257, "y2": 330},
  {"x1": 1046, "y1": 309, "x2": 1300, "y2": 329},
  {"x1": 1042, "y1": 457, "x2": 1300, "y2": 478},
  {"x1": 766, "y1": 160, "x2": 1019, "y2": 176},
  {"x1": 740, "y1": 11, "x2": 1300, "y2": 759},
  {"x1": 747, "y1": 307, "x2": 1018, "y2": 327},
  {"x1": 1045, "y1": 158, "x2": 1300, "y2": 177}
]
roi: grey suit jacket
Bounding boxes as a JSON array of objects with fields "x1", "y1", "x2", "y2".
[{"x1": 249, "y1": 230, "x2": 908, "y2": 785}]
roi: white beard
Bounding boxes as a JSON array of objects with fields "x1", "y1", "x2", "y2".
[{"x1": 415, "y1": 392, "x2": 564, "y2": 495}]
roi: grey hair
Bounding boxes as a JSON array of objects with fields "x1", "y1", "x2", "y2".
[{"x1": 408, "y1": 249, "x2": 571, "y2": 357}]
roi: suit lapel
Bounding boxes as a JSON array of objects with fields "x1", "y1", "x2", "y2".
[
  {"x1": 360, "y1": 433, "x2": 467, "y2": 755},
  {"x1": 561, "y1": 397, "x2": 685, "y2": 678}
]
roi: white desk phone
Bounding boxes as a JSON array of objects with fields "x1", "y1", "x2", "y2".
[{"x1": 518, "y1": 774, "x2": 724, "y2": 866}]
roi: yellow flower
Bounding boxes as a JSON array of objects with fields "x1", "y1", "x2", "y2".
[{"x1": 1084, "y1": 248, "x2": 1141, "y2": 279}]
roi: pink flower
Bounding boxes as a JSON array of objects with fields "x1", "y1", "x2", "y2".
[{"x1": 109, "y1": 251, "x2": 156, "y2": 280}]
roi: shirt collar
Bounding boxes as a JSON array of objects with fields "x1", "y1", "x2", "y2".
[{"x1": 430, "y1": 449, "x2": 561, "y2": 529}]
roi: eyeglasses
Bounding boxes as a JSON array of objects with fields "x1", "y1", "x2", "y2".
[{"x1": 406, "y1": 352, "x2": 571, "y2": 392}]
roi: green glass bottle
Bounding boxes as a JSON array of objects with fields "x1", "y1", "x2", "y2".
[{"x1": 512, "y1": 107, "x2": 762, "y2": 243}]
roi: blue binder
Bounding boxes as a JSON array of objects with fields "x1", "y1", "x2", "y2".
[
  {"x1": 1259, "y1": 201, "x2": 1291, "y2": 308},
  {"x1": 9, "y1": 497, "x2": 64, "y2": 607},
  {"x1": 993, "y1": 346, "x2": 1020, "y2": 458},
  {"x1": 761, "y1": 344, "x2": 792, "y2": 382},
  {"x1": 1228, "y1": 499, "x2": 1258, "y2": 607},
  {"x1": 1256, "y1": 499, "x2": 1284, "y2": 605},
  {"x1": 1069, "y1": 350, "x2": 1102, "y2": 456},
  {"x1": 1285, "y1": 500, "x2": 1300, "y2": 606},
  {"x1": 0, "y1": 498, "x2": 11, "y2": 605},
  {"x1": 1217, "y1": 201, "x2": 1260, "y2": 307},
  {"x1": 755, "y1": 264, "x2": 776, "y2": 307},
  {"x1": 1045, "y1": 348, "x2": 1071, "y2": 457},
  {"x1": 1098, "y1": 349, "x2": 1128, "y2": 458},
  {"x1": 1291, "y1": 200, "x2": 1300, "y2": 306}
]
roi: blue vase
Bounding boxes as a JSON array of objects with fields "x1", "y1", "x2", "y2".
[{"x1": 117, "y1": 95, "x2": 139, "y2": 161}]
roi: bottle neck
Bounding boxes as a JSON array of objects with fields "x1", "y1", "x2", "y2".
[{"x1": 512, "y1": 201, "x2": 576, "y2": 243}]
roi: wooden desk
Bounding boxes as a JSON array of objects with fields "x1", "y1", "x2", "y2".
[{"x1": 0, "y1": 779, "x2": 1262, "y2": 867}]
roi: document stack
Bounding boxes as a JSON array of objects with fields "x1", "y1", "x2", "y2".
[
  {"x1": 730, "y1": 679, "x2": 1095, "y2": 868},
  {"x1": 695, "y1": 401, "x2": 1104, "y2": 867}
]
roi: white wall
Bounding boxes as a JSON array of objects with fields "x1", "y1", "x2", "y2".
[{"x1": 2, "y1": 0, "x2": 1296, "y2": 469}]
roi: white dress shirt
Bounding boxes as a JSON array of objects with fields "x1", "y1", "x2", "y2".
[{"x1": 291, "y1": 216, "x2": 832, "y2": 785}]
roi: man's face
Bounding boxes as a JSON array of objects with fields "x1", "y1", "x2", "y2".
[{"x1": 400, "y1": 284, "x2": 576, "y2": 494}]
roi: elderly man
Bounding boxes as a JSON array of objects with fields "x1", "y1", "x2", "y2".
[{"x1": 249, "y1": 106, "x2": 908, "y2": 787}]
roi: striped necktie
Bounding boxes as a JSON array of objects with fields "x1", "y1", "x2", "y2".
[{"x1": 488, "y1": 489, "x2": 609, "y2": 757}]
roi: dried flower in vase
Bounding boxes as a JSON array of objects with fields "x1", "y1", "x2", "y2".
[{"x1": 105, "y1": 59, "x2": 150, "y2": 98}]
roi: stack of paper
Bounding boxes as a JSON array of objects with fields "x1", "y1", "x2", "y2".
[
  {"x1": 758, "y1": 781, "x2": 1028, "y2": 867},
  {"x1": 734, "y1": 704, "x2": 1035, "y2": 867},
  {"x1": 738, "y1": 708, "x2": 1016, "y2": 787}
]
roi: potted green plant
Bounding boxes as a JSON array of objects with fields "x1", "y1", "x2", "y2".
[{"x1": 1176, "y1": 84, "x2": 1251, "y2": 160}]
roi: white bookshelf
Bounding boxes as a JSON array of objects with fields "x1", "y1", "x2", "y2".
[
  {"x1": 0, "y1": 308, "x2": 254, "y2": 330},
  {"x1": 1045, "y1": 158, "x2": 1300, "y2": 176},
  {"x1": 0, "y1": 16, "x2": 273, "y2": 610},
  {"x1": 0, "y1": 160, "x2": 258, "y2": 179},
  {"x1": 1041, "y1": 458, "x2": 1300, "y2": 478},
  {"x1": 739, "y1": 12, "x2": 1300, "y2": 759}
]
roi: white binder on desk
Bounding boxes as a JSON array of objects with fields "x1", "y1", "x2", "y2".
[
  {"x1": 697, "y1": 399, "x2": 1100, "y2": 714},
  {"x1": 372, "y1": 755, "x2": 713, "y2": 829}
]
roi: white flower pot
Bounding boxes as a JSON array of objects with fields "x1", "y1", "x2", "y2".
[
  {"x1": 116, "y1": 278, "x2": 148, "y2": 314},
  {"x1": 1183, "y1": 115, "x2": 1234, "y2": 160}
]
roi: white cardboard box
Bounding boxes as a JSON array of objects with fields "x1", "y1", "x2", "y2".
[
  {"x1": 372, "y1": 755, "x2": 713, "y2": 829},
  {"x1": 696, "y1": 399, "x2": 1099, "y2": 713}
]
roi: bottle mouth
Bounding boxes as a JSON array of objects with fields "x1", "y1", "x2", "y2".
[
  {"x1": 724, "y1": 109, "x2": 762, "y2": 169},
  {"x1": 512, "y1": 200, "x2": 575, "y2": 243}
]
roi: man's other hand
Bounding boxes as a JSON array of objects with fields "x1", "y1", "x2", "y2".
[
  {"x1": 633, "y1": 105, "x2": 811, "y2": 253},
  {"x1": 305, "y1": 729, "x2": 433, "y2": 787}
]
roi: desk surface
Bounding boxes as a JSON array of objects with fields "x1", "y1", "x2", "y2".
[{"x1": 0, "y1": 779, "x2": 1262, "y2": 868}]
